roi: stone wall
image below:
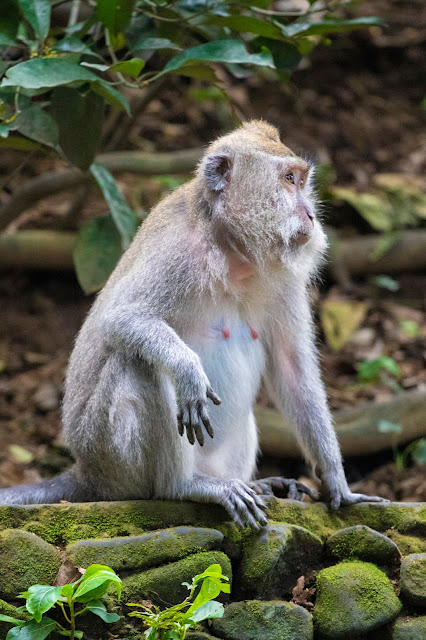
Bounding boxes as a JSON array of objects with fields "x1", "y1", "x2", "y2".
[{"x1": 1, "y1": 499, "x2": 426, "y2": 639}]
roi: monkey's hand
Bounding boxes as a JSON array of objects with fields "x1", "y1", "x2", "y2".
[
  {"x1": 318, "y1": 467, "x2": 389, "y2": 510},
  {"x1": 217, "y1": 479, "x2": 268, "y2": 530},
  {"x1": 175, "y1": 360, "x2": 221, "y2": 446},
  {"x1": 250, "y1": 477, "x2": 319, "y2": 502}
]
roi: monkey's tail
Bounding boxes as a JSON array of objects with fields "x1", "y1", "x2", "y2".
[{"x1": 0, "y1": 469, "x2": 94, "y2": 506}]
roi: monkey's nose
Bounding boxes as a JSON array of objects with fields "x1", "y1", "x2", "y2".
[{"x1": 296, "y1": 205, "x2": 314, "y2": 225}]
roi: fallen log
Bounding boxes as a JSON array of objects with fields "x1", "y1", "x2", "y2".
[
  {"x1": 256, "y1": 390, "x2": 426, "y2": 458},
  {"x1": 2, "y1": 229, "x2": 426, "y2": 275}
]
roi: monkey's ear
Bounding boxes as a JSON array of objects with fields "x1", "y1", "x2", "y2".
[{"x1": 204, "y1": 153, "x2": 232, "y2": 192}]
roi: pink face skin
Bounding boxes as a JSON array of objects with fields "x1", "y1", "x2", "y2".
[{"x1": 282, "y1": 164, "x2": 314, "y2": 246}]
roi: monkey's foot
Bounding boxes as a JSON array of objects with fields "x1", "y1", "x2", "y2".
[
  {"x1": 329, "y1": 490, "x2": 389, "y2": 510},
  {"x1": 218, "y1": 480, "x2": 268, "y2": 530},
  {"x1": 250, "y1": 477, "x2": 319, "y2": 502}
]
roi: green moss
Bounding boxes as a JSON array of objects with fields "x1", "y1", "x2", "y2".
[
  {"x1": 0, "y1": 529, "x2": 62, "y2": 599},
  {"x1": 0, "y1": 598, "x2": 30, "y2": 637},
  {"x1": 314, "y1": 561, "x2": 401, "y2": 638},
  {"x1": 386, "y1": 531, "x2": 426, "y2": 557}
]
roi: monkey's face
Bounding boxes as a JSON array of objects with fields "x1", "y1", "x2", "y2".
[{"x1": 203, "y1": 148, "x2": 322, "y2": 263}]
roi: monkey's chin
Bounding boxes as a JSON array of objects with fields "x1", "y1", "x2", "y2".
[{"x1": 292, "y1": 232, "x2": 311, "y2": 246}]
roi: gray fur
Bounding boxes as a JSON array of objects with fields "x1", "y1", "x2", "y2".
[{"x1": 0, "y1": 121, "x2": 385, "y2": 524}]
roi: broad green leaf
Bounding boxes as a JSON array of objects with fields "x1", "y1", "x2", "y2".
[
  {"x1": 90, "y1": 162, "x2": 137, "y2": 250},
  {"x1": 15, "y1": 104, "x2": 58, "y2": 148},
  {"x1": 185, "y1": 600, "x2": 224, "y2": 624},
  {"x1": 331, "y1": 187, "x2": 393, "y2": 232},
  {"x1": 96, "y1": 0, "x2": 134, "y2": 35},
  {"x1": 74, "y1": 216, "x2": 123, "y2": 293},
  {"x1": 0, "y1": 34, "x2": 16, "y2": 47},
  {"x1": 18, "y1": 0, "x2": 51, "y2": 43},
  {"x1": 192, "y1": 565, "x2": 229, "y2": 584},
  {"x1": 0, "y1": 136, "x2": 41, "y2": 150},
  {"x1": 174, "y1": 64, "x2": 221, "y2": 84},
  {"x1": 358, "y1": 356, "x2": 401, "y2": 383},
  {"x1": 131, "y1": 37, "x2": 181, "y2": 51},
  {"x1": 90, "y1": 80, "x2": 130, "y2": 114},
  {"x1": 157, "y1": 40, "x2": 274, "y2": 77},
  {"x1": 320, "y1": 300, "x2": 368, "y2": 351},
  {"x1": 164, "y1": 632, "x2": 180, "y2": 640},
  {"x1": 51, "y1": 87, "x2": 103, "y2": 171},
  {"x1": 145, "y1": 629, "x2": 156, "y2": 640},
  {"x1": 85, "y1": 600, "x2": 121, "y2": 623},
  {"x1": 0, "y1": 614, "x2": 26, "y2": 626},
  {"x1": 284, "y1": 17, "x2": 384, "y2": 38},
  {"x1": 1, "y1": 58, "x2": 99, "y2": 89},
  {"x1": 54, "y1": 36, "x2": 96, "y2": 55},
  {"x1": 7, "y1": 617, "x2": 57, "y2": 640},
  {"x1": 73, "y1": 564, "x2": 122, "y2": 603},
  {"x1": 204, "y1": 15, "x2": 284, "y2": 40},
  {"x1": 25, "y1": 585, "x2": 63, "y2": 623}
]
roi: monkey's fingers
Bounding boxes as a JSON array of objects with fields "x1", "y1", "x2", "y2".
[
  {"x1": 177, "y1": 410, "x2": 185, "y2": 437},
  {"x1": 199, "y1": 403, "x2": 215, "y2": 439},
  {"x1": 189, "y1": 405, "x2": 205, "y2": 446},
  {"x1": 206, "y1": 387, "x2": 221, "y2": 405}
]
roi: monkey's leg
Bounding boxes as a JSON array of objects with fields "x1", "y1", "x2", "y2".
[
  {"x1": 0, "y1": 469, "x2": 97, "y2": 506},
  {"x1": 177, "y1": 474, "x2": 268, "y2": 530},
  {"x1": 250, "y1": 477, "x2": 319, "y2": 501}
]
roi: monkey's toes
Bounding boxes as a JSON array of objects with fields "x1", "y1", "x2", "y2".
[
  {"x1": 222, "y1": 481, "x2": 268, "y2": 530},
  {"x1": 250, "y1": 477, "x2": 318, "y2": 502}
]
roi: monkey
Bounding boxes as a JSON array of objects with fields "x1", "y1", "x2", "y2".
[{"x1": 0, "y1": 121, "x2": 385, "y2": 527}]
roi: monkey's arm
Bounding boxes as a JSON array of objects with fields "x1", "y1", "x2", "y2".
[
  {"x1": 264, "y1": 291, "x2": 385, "y2": 508},
  {"x1": 100, "y1": 298, "x2": 220, "y2": 445}
]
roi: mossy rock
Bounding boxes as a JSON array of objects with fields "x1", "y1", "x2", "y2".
[
  {"x1": 391, "y1": 616, "x2": 426, "y2": 639},
  {"x1": 326, "y1": 525, "x2": 400, "y2": 566},
  {"x1": 0, "y1": 529, "x2": 62, "y2": 599},
  {"x1": 400, "y1": 554, "x2": 426, "y2": 608},
  {"x1": 67, "y1": 526, "x2": 223, "y2": 571},
  {"x1": 385, "y1": 532, "x2": 426, "y2": 556},
  {"x1": 109, "y1": 551, "x2": 231, "y2": 607},
  {"x1": 212, "y1": 600, "x2": 313, "y2": 640},
  {"x1": 0, "y1": 598, "x2": 30, "y2": 637},
  {"x1": 239, "y1": 523, "x2": 322, "y2": 598},
  {"x1": 314, "y1": 561, "x2": 402, "y2": 638}
]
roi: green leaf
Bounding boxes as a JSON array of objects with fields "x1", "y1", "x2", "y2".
[
  {"x1": 145, "y1": 629, "x2": 156, "y2": 640},
  {"x1": 174, "y1": 64, "x2": 221, "y2": 84},
  {"x1": 61, "y1": 584, "x2": 74, "y2": 598},
  {"x1": 164, "y1": 632, "x2": 180, "y2": 640},
  {"x1": 284, "y1": 16, "x2": 384, "y2": 38},
  {"x1": 252, "y1": 37, "x2": 301, "y2": 70},
  {"x1": 17, "y1": 0, "x2": 51, "y2": 43},
  {"x1": 185, "y1": 600, "x2": 224, "y2": 624},
  {"x1": 73, "y1": 564, "x2": 122, "y2": 603},
  {"x1": 1, "y1": 58, "x2": 99, "y2": 89},
  {"x1": 90, "y1": 162, "x2": 137, "y2": 250},
  {"x1": 15, "y1": 104, "x2": 58, "y2": 148},
  {"x1": 373, "y1": 275, "x2": 399, "y2": 292},
  {"x1": 54, "y1": 36, "x2": 97, "y2": 56},
  {"x1": 157, "y1": 40, "x2": 274, "y2": 77},
  {"x1": 50, "y1": 87, "x2": 103, "y2": 171},
  {"x1": 1, "y1": 0, "x2": 21, "y2": 41},
  {"x1": 109, "y1": 57, "x2": 145, "y2": 76},
  {"x1": 358, "y1": 356, "x2": 401, "y2": 383},
  {"x1": 204, "y1": 15, "x2": 284, "y2": 39},
  {"x1": 96, "y1": 0, "x2": 134, "y2": 35},
  {"x1": 25, "y1": 585, "x2": 63, "y2": 623},
  {"x1": 7, "y1": 617, "x2": 57, "y2": 640},
  {"x1": 74, "y1": 216, "x2": 123, "y2": 293},
  {"x1": 331, "y1": 187, "x2": 393, "y2": 232},
  {"x1": 0, "y1": 614, "x2": 26, "y2": 626},
  {"x1": 411, "y1": 439, "x2": 426, "y2": 465},
  {"x1": 90, "y1": 80, "x2": 130, "y2": 114},
  {"x1": 378, "y1": 419, "x2": 402, "y2": 434},
  {"x1": 131, "y1": 37, "x2": 181, "y2": 52},
  {"x1": 85, "y1": 600, "x2": 121, "y2": 623}
]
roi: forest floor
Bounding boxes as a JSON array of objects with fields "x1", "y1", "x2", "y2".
[{"x1": 0, "y1": 0, "x2": 425, "y2": 501}]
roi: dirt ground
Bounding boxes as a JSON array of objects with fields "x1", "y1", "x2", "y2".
[{"x1": 0, "y1": 0, "x2": 425, "y2": 499}]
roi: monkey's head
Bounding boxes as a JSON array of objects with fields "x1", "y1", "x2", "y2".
[{"x1": 198, "y1": 120, "x2": 327, "y2": 273}]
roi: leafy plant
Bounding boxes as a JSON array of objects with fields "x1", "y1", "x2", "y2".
[
  {"x1": 358, "y1": 355, "x2": 401, "y2": 386},
  {"x1": 127, "y1": 563, "x2": 230, "y2": 640},
  {"x1": 0, "y1": 564, "x2": 121, "y2": 640}
]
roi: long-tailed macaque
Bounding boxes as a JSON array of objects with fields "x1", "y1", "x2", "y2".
[{"x1": 0, "y1": 121, "x2": 384, "y2": 527}]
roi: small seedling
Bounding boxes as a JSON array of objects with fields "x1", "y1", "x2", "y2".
[
  {"x1": 358, "y1": 355, "x2": 402, "y2": 392},
  {"x1": 0, "y1": 564, "x2": 121, "y2": 640},
  {"x1": 127, "y1": 563, "x2": 229, "y2": 640}
]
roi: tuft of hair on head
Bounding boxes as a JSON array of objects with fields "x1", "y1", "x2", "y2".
[{"x1": 240, "y1": 120, "x2": 281, "y2": 142}]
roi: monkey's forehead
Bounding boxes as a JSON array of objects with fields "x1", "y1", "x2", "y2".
[{"x1": 207, "y1": 120, "x2": 296, "y2": 159}]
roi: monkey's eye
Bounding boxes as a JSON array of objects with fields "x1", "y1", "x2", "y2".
[{"x1": 285, "y1": 173, "x2": 294, "y2": 184}]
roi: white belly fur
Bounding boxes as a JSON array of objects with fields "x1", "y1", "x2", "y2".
[{"x1": 185, "y1": 316, "x2": 265, "y2": 481}]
